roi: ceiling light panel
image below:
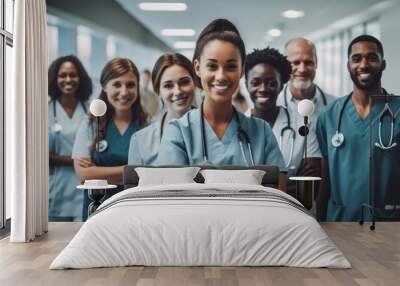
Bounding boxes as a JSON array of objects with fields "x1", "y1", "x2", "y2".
[
  {"x1": 282, "y1": 10, "x2": 305, "y2": 19},
  {"x1": 162, "y1": 29, "x2": 195, "y2": 36},
  {"x1": 138, "y1": 2, "x2": 187, "y2": 11},
  {"x1": 268, "y1": 28, "x2": 282, "y2": 37}
]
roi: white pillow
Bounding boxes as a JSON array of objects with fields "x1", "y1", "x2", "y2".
[
  {"x1": 200, "y1": 169, "x2": 266, "y2": 185},
  {"x1": 135, "y1": 167, "x2": 201, "y2": 186}
]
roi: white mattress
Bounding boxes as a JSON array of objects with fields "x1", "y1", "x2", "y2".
[{"x1": 50, "y1": 183, "x2": 351, "y2": 269}]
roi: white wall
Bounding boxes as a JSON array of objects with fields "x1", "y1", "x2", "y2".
[{"x1": 380, "y1": 3, "x2": 400, "y2": 94}]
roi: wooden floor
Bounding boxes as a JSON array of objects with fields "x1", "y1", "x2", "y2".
[{"x1": 0, "y1": 222, "x2": 399, "y2": 286}]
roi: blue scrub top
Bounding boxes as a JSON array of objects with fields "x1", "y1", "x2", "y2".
[
  {"x1": 48, "y1": 99, "x2": 87, "y2": 220},
  {"x1": 157, "y1": 109, "x2": 286, "y2": 170},
  {"x1": 316, "y1": 95, "x2": 400, "y2": 221},
  {"x1": 128, "y1": 117, "x2": 162, "y2": 165}
]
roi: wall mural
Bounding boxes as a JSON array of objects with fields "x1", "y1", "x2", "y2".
[{"x1": 47, "y1": 11, "x2": 400, "y2": 224}]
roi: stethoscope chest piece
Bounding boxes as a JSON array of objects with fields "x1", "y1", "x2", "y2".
[
  {"x1": 298, "y1": 125, "x2": 309, "y2": 137},
  {"x1": 96, "y1": 139, "x2": 108, "y2": 152},
  {"x1": 331, "y1": 131, "x2": 344, "y2": 148},
  {"x1": 52, "y1": 122, "x2": 63, "y2": 133}
]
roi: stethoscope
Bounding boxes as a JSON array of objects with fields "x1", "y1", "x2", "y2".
[
  {"x1": 282, "y1": 84, "x2": 327, "y2": 165},
  {"x1": 159, "y1": 112, "x2": 168, "y2": 141},
  {"x1": 200, "y1": 102, "x2": 254, "y2": 166},
  {"x1": 331, "y1": 90, "x2": 398, "y2": 150},
  {"x1": 50, "y1": 99, "x2": 87, "y2": 133},
  {"x1": 49, "y1": 99, "x2": 91, "y2": 173},
  {"x1": 159, "y1": 106, "x2": 196, "y2": 141},
  {"x1": 375, "y1": 96, "x2": 398, "y2": 150},
  {"x1": 278, "y1": 107, "x2": 296, "y2": 169},
  {"x1": 283, "y1": 84, "x2": 327, "y2": 109},
  {"x1": 331, "y1": 93, "x2": 351, "y2": 148}
]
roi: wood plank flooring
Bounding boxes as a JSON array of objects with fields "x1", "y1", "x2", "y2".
[{"x1": 0, "y1": 222, "x2": 399, "y2": 286}]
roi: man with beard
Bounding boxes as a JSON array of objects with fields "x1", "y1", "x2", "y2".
[
  {"x1": 277, "y1": 37, "x2": 336, "y2": 122},
  {"x1": 245, "y1": 47, "x2": 322, "y2": 196},
  {"x1": 316, "y1": 35, "x2": 400, "y2": 221},
  {"x1": 276, "y1": 38, "x2": 336, "y2": 199}
]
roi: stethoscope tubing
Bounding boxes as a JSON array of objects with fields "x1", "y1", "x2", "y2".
[
  {"x1": 279, "y1": 131, "x2": 295, "y2": 168},
  {"x1": 51, "y1": 99, "x2": 87, "y2": 155},
  {"x1": 51, "y1": 99, "x2": 87, "y2": 131},
  {"x1": 334, "y1": 91, "x2": 397, "y2": 150},
  {"x1": 279, "y1": 107, "x2": 296, "y2": 168},
  {"x1": 283, "y1": 84, "x2": 327, "y2": 111},
  {"x1": 282, "y1": 85, "x2": 327, "y2": 165},
  {"x1": 200, "y1": 102, "x2": 254, "y2": 166}
]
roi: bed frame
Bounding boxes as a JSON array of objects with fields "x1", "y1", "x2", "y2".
[{"x1": 123, "y1": 165, "x2": 280, "y2": 189}]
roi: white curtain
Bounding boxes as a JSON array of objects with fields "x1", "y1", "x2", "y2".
[{"x1": 8, "y1": 0, "x2": 48, "y2": 242}]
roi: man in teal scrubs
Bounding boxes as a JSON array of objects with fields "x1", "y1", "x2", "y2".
[{"x1": 316, "y1": 35, "x2": 400, "y2": 221}]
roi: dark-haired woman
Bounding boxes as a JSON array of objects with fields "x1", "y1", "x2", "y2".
[
  {"x1": 128, "y1": 53, "x2": 196, "y2": 165},
  {"x1": 48, "y1": 55, "x2": 92, "y2": 221},
  {"x1": 157, "y1": 19, "x2": 286, "y2": 189},
  {"x1": 245, "y1": 47, "x2": 321, "y2": 196},
  {"x1": 72, "y1": 58, "x2": 148, "y2": 220}
]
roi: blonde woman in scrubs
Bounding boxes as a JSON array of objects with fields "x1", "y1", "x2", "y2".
[{"x1": 48, "y1": 55, "x2": 92, "y2": 221}]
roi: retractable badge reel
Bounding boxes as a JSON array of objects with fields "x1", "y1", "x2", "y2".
[
  {"x1": 331, "y1": 131, "x2": 344, "y2": 147},
  {"x1": 90, "y1": 99, "x2": 108, "y2": 153},
  {"x1": 52, "y1": 122, "x2": 63, "y2": 133},
  {"x1": 96, "y1": 139, "x2": 108, "y2": 152}
]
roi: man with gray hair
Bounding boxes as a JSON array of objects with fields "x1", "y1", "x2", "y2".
[
  {"x1": 278, "y1": 37, "x2": 336, "y2": 104},
  {"x1": 276, "y1": 37, "x2": 336, "y2": 201}
]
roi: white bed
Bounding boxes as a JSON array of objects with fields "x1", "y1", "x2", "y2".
[{"x1": 50, "y1": 183, "x2": 351, "y2": 269}]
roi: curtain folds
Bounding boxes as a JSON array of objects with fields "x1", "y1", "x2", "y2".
[{"x1": 9, "y1": 0, "x2": 48, "y2": 242}]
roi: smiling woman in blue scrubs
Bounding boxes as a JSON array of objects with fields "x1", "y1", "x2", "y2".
[
  {"x1": 128, "y1": 53, "x2": 196, "y2": 165},
  {"x1": 316, "y1": 35, "x2": 400, "y2": 221},
  {"x1": 48, "y1": 55, "x2": 92, "y2": 221},
  {"x1": 157, "y1": 19, "x2": 286, "y2": 189},
  {"x1": 72, "y1": 58, "x2": 148, "y2": 220}
]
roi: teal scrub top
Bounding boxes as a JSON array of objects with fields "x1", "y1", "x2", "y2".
[
  {"x1": 48, "y1": 99, "x2": 87, "y2": 219},
  {"x1": 73, "y1": 118, "x2": 136, "y2": 164},
  {"x1": 128, "y1": 117, "x2": 162, "y2": 165},
  {"x1": 72, "y1": 118, "x2": 136, "y2": 192},
  {"x1": 73, "y1": 118, "x2": 137, "y2": 221},
  {"x1": 157, "y1": 109, "x2": 286, "y2": 170},
  {"x1": 316, "y1": 94, "x2": 400, "y2": 221}
]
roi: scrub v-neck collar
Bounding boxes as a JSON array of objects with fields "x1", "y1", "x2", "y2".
[
  {"x1": 56, "y1": 99, "x2": 81, "y2": 121},
  {"x1": 109, "y1": 119, "x2": 135, "y2": 138},
  {"x1": 347, "y1": 95, "x2": 389, "y2": 136},
  {"x1": 204, "y1": 115, "x2": 237, "y2": 145}
]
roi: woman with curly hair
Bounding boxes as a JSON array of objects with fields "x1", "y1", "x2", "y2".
[
  {"x1": 48, "y1": 55, "x2": 92, "y2": 221},
  {"x1": 245, "y1": 47, "x2": 320, "y2": 196}
]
